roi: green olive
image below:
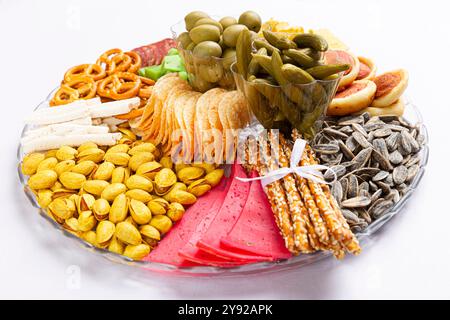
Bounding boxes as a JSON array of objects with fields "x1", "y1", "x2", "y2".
[
  {"x1": 219, "y1": 16, "x2": 238, "y2": 30},
  {"x1": 185, "y1": 42, "x2": 196, "y2": 51},
  {"x1": 193, "y1": 41, "x2": 223, "y2": 58},
  {"x1": 194, "y1": 18, "x2": 223, "y2": 34},
  {"x1": 189, "y1": 24, "x2": 221, "y2": 44},
  {"x1": 223, "y1": 24, "x2": 248, "y2": 48},
  {"x1": 222, "y1": 48, "x2": 236, "y2": 69},
  {"x1": 185, "y1": 11, "x2": 210, "y2": 31},
  {"x1": 177, "y1": 32, "x2": 192, "y2": 49},
  {"x1": 238, "y1": 11, "x2": 262, "y2": 32}
]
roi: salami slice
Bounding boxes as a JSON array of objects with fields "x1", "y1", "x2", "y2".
[{"x1": 132, "y1": 38, "x2": 177, "y2": 67}]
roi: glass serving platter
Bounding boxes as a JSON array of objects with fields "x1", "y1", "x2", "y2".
[{"x1": 17, "y1": 92, "x2": 429, "y2": 276}]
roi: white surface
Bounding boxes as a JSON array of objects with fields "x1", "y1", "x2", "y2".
[{"x1": 1, "y1": 0, "x2": 450, "y2": 300}]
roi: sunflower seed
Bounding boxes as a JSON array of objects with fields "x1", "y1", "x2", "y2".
[
  {"x1": 339, "y1": 126, "x2": 353, "y2": 135},
  {"x1": 351, "y1": 123, "x2": 368, "y2": 137},
  {"x1": 348, "y1": 175, "x2": 359, "y2": 198},
  {"x1": 350, "y1": 148, "x2": 372, "y2": 170},
  {"x1": 341, "y1": 196, "x2": 371, "y2": 208},
  {"x1": 353, "y1": 132, "x2": 372, "y2": 148},
  {"x1": 373, "y1": 139, "x2": 389, "y2": 159},
  {"x1": 323, "y1": 127, "x2": 348, "y2": 139},
  {"x1": 373, "y1": 170, "x2": 389, "y2": 182},
  {"x1": 377, "y1": 181, "x2": 391, "y2": 194},
  {"x1": 406, "y1": 164, "x2": 419, "y2": 183},
  {"x1": 332, "y1": 181, "x2": 343, "y2": 203},
  {"x1": 371, "y1": 200, "x2": 393, "y2": 219},
  {"x1": 386, "y1": 189, "x2": 400, "y2": 203},
  {"x1": 404, "y1": 155, "x2": 420, "y2": 167},
  {"x1": 338, "y1": 115, "x2": 364, "y2": 126},
  {"x1": 371, "y1": 149, "x2": 394, "y2": 171},
  {"x1": 345, "y1": 136, "x2": 358, "y2": 152},
  {"x1": 389, "y1": 150, "x2": 404, "y2": 165},
  {"x1": 384, "y1": 174, "x2": 394, "y2": 187},
  {"x1": 325, "y1": 165, "x2": 346, "y2": 181},
  {"x1": 338, "y1": 140, "x2": 355, "y2": 160},
  {"x1": 370, "y1": 189, "x2": 383, "y2": 202},
  {"x1": 393, "y1": 165, "x2": 408, "y2": 184},
  {"x1": 359, "y1": 210, "x2": 372, "y2": 224},
  {"x1": 342, "y1": 209, "x2": 359, "y2": 224},
  {"x1": 373, "y1": 128, "x2": 393, "y2": 138},
  {"x1": 400, "y1": 130, "x2": 413, "y2": 155},
  {"x1": 364, "y1": 121, "x2": 385, "y2": 132},
  {"x1": 369, "y1": 181, "x2": 379, "y2": 192},
  {"x1": 340, "y1": 177, "x2": 349, "y2": 199},
  {"x1": 386, "y1": 132, "x2": 400, "y2": 152},
  {"x1": 313, "y1": 144, "x2": 340, "y2": 154}
]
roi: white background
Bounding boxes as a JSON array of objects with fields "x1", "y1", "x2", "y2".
[{"x1": 1, "y1": 0, "x2": 450, "y2": 299}]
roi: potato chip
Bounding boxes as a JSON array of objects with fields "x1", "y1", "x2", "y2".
[
  {"x1": 182, "y1": 93, "x2": 201, "y2": 162},
  {"x1": 172, "y1": 91, "x2": 198, "y2": 162}
]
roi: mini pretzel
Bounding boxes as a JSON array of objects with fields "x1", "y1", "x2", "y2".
[
  {"x1": 63, "y1": 64, "x2": 106, "y2": 82},
  {"x1": 96, "y1": 48, "x2": 123, "y2": 72},
  {"x1": 50, "y1": 86, "x2": 79, "y2": 106},
  {"x1": 51, "y1": 76, "x2": 97, "y2": 106},
  {"x1": 97, "y1": 72, "x2": 141, "y2": 100},
  {"x1": 125, "y1": 51, "x2": 142, "y2": 74},
  {"x1": 138, "y1": 76, "x2": 155, "y2": 99}
]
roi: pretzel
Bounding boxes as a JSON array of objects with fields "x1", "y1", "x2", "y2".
[
  {"x1": 96, "y1": 48, "x2": 123, "y2": 74},
  {"x1": 125, "y1": 51, "x2": 142, "y2": 74},
  {"x1": 138, "y1": 76, "x2": 155, "y2": 99},
  {"x1": 96, "y1": 49, "x2": 141, "y2": 75},
  {"x1": 51, "y1": 76, "x2": 97, "y2": 106},
  {"x1": 97, "y1": 72, "x2": 141, "y2": 100},
  {"x1": 63, "y1": 64, "x2": 106, "y2": 82}
]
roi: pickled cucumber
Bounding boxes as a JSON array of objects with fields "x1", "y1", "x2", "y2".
[
  {"x1": 306, "y1": 64, "x2": 350, "y2": 79},
  {"x1": 293, "y1": 34, "x2": 328, "y2": 52}
]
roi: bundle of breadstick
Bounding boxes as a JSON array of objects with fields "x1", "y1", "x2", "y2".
[{"x1": 244, "y1": 129, "x2": 361, "y2": 259}]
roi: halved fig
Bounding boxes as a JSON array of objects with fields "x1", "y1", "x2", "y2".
[
  {"x1": 327, "y1": 80, "x2": 377, "y2": 116},
  {"x1": 357, "y1": 99, "x2": 405, "y2": 117},
  {"x1": 324, "y1": 49, "x2": 360, "y2": 91},
  {"x1": 356, "y1": 56, "x2": 377, "y2": 81},
  {"x1": 371, "y1": 69, "x2": 408, "y2": 108}
]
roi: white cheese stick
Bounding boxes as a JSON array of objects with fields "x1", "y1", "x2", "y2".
[
  {"x1": 21, "y1": 124, "x2": 110, "y2": 144},
  {"x1": 32, "y1": 117, "x2": 93, "y2": 131},
  {"x1": 22, "y1": 133, "x2": 122, "y2": 153},
  {"x1": 32, "y1": 98, "x2": 101, "y2": 115},
  {"x1": 25, "y1": 106, "x2": 91, "y2": 125},
  {"x1": 89, "y1": 97, "x2": 140, "y2": 118}
]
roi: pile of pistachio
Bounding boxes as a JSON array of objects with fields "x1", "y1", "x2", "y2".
[
  {"x1": 21, "y1": 131, "x2": 224, "y2": 261},
  {"x1": 235, "y1": 29, "x2": 349, "y2": 136}
]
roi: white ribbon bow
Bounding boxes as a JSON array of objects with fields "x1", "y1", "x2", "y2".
[{"x1": 236, "y1": 139, "x2": 336, "y2": 187}]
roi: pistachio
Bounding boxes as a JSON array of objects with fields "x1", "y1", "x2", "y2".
[
  {"x1": 167, "y1": 202, "x2": 185, "y2": 222},
  {"x1": 82, "y1": 230, "x2": 98, "y2": 247},
  {"x1": 204, "y1": 168, "x2": 224, "y2": 187},
  {"x1": 109, "y1": 193, "x2": 129, "y2": 223},
  {"x1": 28, "y1": 169, "x2": 58, "y2": 190},
  {"x1": 70, "y1": 160, "x2": 97, "y2": 176},
  {"x1": 45, "y1": 150, "x2": 58, "y2": 159},
  {"x1": 150, "y1": 215, "x2": 173, "y2": 234},
  {"x1": 160, "y1": 156, "x2": 173, "y2": 169},
  {"x1": 147, "y1": 198, "x2": 169, "y2": 215},
  {"x1": 101, "y1": 183, "x2": 127, "y2": 202},
  {"x1": 111, "y1": 167, "x2": 130, "y2": 184},
  {"x1": 93, "y1": 161, "x2": 115, "y2": 180},
  {"x1": 59, "y1": 172, "x2": 86, "y2": 190},
  {"x1": 106, "y1": 144, "x2": 130, "y2": 154},
  {"x1": 125, "y1": 216, "x2": 139, "y2": 227},
  {"x1": 104, "y1": 152, "x2": 130, "y2": 166},
  {"x1": 37, "y1": 157, "x2": 58, "y2": 172},
  {"x1": 96, "y1": 220, "x2": 115, "y2": 247},
  {"x1": 92, "y1": 198, "x2": 110, "y2": 221},
  {"x1": 76, "y1": 194, "x2": 95, "y2": 213},
  {"x1": 155, "y1": 168, "x2": 177, "y2": 189},
  {"x1": 56, "y1": 146, "x2": 78, "y2": 161},
  {"x1": 51, "y1": 188, "x2": 77, "y2": 200},
  {"x1": 77, "y1": 142, "x2": 98, "y2": 153},
  {"x1": 77, "y1": 211, "x2": 97, "y2": 232},
  {"x1": 125, "y1": 175, "x2": 153, "y2": 192},
  {"x1": 125, "y1": 189, "x2": 152, "y2": 203},
  {"x1": 129, "y1": 152, "x2": 155, "y2": 172},
  {"x1": 139, "y1": 225, "x2": 161, "y2": 247},
  {"x1": 63, "y1": 217, "x2": 79, "y2": 233},
  {"x1": 37, "y1": 189, "x2": 53, "y2": 209},
  {"x1": 123, "y1": 244, "x2": 150, "y2": 260},
  {"x1": 48, "y1": 198, "x2": 76, "y2": 223},
  {"x1": 192, "y1": 163, "x2": 216, "y2": 174},
  {"x1": 118, "y1": 137, "x2": 133, "y2": 145},
  {"x1": 115, "y1": 221, "x2": 142, "y2": 245},
  {"x1": 118, "y1": 128, "x2": 137, "y2": 142},
  {"x1": 136, "y1": 161, "x2": 162, "y2": 180},
  {"x1": 128, "y1": 142, "x2": 156, "y2": 155},
  {"x1": 177, "y1": 166, "x2": 205, "y2": 184},
  {"x1": 50, "y1": 181, "x2": 63, "y2": 192},
  {"x1": 187, "y1": 178, "x2": 212, "y2": 197},
  {"x1": 54, "y1": 160, "x2": 76, "y2": 176},
  {"x1": 163, "y1": 182, "x2": 187, "y2": 202},
  {"x1": 175, "y1": 163, "x2": 189, "y2": 173},
  {"x1": 108, "y1": 236, "x2": 125, "y2": 255},
  {"x1": 82, "y1": 180, "x2": 109, "y2": 196},
  {"x1": 168, "y1": 190, "x2": 197, "y2": 205},
  {"x1": 77, "y1": 148, "x2": 105, "y2": 163},
  {"x1": 21, "y1": 153, "x2": 45, "y2": 175},
  {"x1": 129, "y1": 199, "x2": 152, "y2": 225}
]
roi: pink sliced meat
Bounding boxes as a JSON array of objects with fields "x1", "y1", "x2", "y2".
[
  {"x1": 193, "y1": 165, "x2": 270, "y2": 262},
  {"x1": 132, "y1": 38, "x2": 177, "y2": 67},
  {"x1": 220, "y1": 171, "x2": 292, "y2": 260},
  {"x1": 145, "y1": 166, "x2": 234, "y2": 267}
]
